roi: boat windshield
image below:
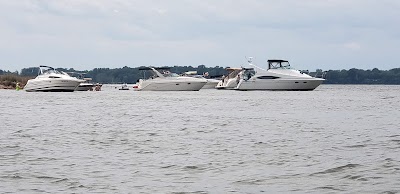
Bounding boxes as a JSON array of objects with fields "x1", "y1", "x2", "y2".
[
  {"x1": 164, "y1": 73, "x2": 180, "y2": 77},
  {"x1": 192, "y1": 75, "x2": 204, "y2": 78},
  {"x1": 42, "y1": 69, "x2": 62, "y2": 75}
]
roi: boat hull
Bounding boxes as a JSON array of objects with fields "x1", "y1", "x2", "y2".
[
  {"x1": 136, "y1": 79, "x2": 206, "y2": 91},
  {"x1": 202, "y1": 79, "x2": 220, "y2": 89},
  {"x1": 236, "y1": 78, "x2": 324, "y2": 91},
  {"x1": 24, "y1": 79, "x2": 81, "y2": 92},
  {"x1": 75, "y1": 83, "x2": 94, "y2": 91}
]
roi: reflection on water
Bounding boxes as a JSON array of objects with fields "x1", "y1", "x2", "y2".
[{"x1": 0, "y1": 85, "x2": 400, "y2": 193}]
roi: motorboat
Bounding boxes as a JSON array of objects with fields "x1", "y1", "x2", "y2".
[
  {"x1": 215, "y1": 68, "x2": 243, "y2": 89},
  {"x1": 183, "y1": 71, "x2": 220, "y2": 89},
  {"x1": 94, "y1": 83, "x2": 102, "y2": 91},
  {"x1": 24, "y1": 66, "x2": 84, "y2": 92},
  {"x1": 119, "y1": 83, "x2": 130, "y2": 90},
  {"x1": 75, "y1": 78, "x2": 95, "y2": 91},
  {"x1": 133, "y1": 67, "x2": 207, "y2": 91},
  {"x1": 235, "y1": 58, "x2": 325, "y2": 91}
]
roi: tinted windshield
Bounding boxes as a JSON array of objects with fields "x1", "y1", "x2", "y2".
[
  {"x1": 164, "y1": 73, "x2": 180, "y2": 77},
  {"x1": 43, "y1": 69, "x2": 62, "y2": 74}
]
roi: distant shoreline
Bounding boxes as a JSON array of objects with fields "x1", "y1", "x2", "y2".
[
  {"x1": 0, "y1": 75, "x2": 31, "y2": 90},
  {"x1": 1, "y1": 66, "x2": 400, "y2": 86},
  {"x1": 0, "y1": 84, "x2": 15, "y2": 89}
]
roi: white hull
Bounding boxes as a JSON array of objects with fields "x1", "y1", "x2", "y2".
[
  {"x1": 136, "y1": 79, "x2": 206, "y2": 91},
  {"x1": 217, "y1": 58, "x2": 325, "y2": 91},
  {"x1": 75, "y1": 83, "x2": 94, "y2": 91},
  {"x1": 24, "y1": 79, "x2": 81, "y2": 92},
  {"x1": 135, "y1": 67, "x2": 207, "y2": 91},
  {"x1": 235, "y1": 67, "x2": 324, "y2": 91},
  {"x1": 236, "y1": 78, "x2": 324, "y2": 91},
  {"x1": 202, "y1": 79, "x2": 220, "y2": 89}
]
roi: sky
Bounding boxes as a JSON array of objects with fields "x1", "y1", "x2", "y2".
[{"x1": 1, "y1": 0, "x2": 400, "y2": 72}]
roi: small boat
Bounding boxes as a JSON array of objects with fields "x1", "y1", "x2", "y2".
[
  {"x1": 75, "y1": 78, "x2": 95, "y2": 91},
  {"x1": 134, "y1": 67, "x2": 207, "y2": 91},
  {"x1": 24, "y1": 66, "x2": 84, "y2": 92},
  {"x1": 94, "y1": 83, "x2": 102, "y2": 91},
  {"x1": 119, "y1": 83, "x2": 129, "y2": 90}
]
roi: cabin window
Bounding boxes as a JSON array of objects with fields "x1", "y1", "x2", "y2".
[
  {"x1": 256, "y1": 76, "x2": 280, "y2": 79},
  {"x1": 49, "y1": 76, "x2": 61, "y2": 78}
]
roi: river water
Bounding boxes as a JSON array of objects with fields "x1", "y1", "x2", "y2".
[{"x1": 0, "y1": 85, "x2": 399, "y2": 193}]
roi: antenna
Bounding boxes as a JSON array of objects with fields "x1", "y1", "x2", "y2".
[
  {"x1": 247, "y1": 56, "x2": 253, "y2": 64},
  {"x1": 245, "y1": 56, "x2": 253, "y2": 64},
  {"x1": 245, "y1": 56, "x2": 266, "y2": 71}
]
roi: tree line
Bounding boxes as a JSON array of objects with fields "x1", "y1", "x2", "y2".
[{"x1": 1, "y1": 66, "x2": 400, "y2": 85}]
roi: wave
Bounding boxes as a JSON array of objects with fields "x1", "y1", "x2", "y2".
[{"x1": 311, "y1": 164, "x2": 361, "y2": 175}]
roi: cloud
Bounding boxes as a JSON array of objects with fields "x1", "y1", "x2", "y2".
[
  {"x1": 343, "y1": 42, "x2": 361, "y2": 50},
  {"x1": 0, "y1": 0, "x2": 400, "y2": 71}
]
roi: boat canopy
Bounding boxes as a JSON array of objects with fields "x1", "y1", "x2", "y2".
[
  {"x1": 139, "y1": 67, "x2": 171, "y2": 71},
  {"x1": 39, "y1": 65, "x2": 55, "y2": 70},
  {"x1": 267, "y1": 59, "x2": 291, "y2": 69},
  {"x1": 267, "y1": 59, "x2": 289, "y2": 63}
]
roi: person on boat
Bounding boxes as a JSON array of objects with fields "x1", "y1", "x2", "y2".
[
  {"x1": 16, "y1": 82, "x2": 21, "y2": 91},
  {"x1": 221, "y1": 75, "x2": 225, "y2": 84},
  {"x1": 236, "y1": 74, "x2": 240, "y2": 84},
  {"x1": 245, "y1": 71, "x2": 252, "y2": 81},
  {"x1": 95, "y1": 84, "x2": 101, "y2": 91}
]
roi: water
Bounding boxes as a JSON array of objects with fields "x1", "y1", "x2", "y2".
[{"x1": 1, "y1": 85, "x2": 399, "y2": 193}]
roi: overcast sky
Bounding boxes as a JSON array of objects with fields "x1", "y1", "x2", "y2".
[{"x1": 1, "y1": 0, "x2": 399, "y2": 72}]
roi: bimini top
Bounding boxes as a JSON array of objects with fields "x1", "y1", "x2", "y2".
[
  {"x1": 39, "y1": 65, "x2": 55, "y2": 69},
  {"x1": 267, "y1": 59, "x2": 289, "y2": 63},
  {"x1": 138, "y1": 67, "x2": 171, "y2": 71},
  {"x1": 267, "y1": 59, "x2": 291, "y2": 69}
]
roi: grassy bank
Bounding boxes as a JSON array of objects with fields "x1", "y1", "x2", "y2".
[{"x1": 0, "y1": 74, "x2": 32, "y2": 89}]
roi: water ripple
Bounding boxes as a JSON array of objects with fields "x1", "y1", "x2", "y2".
[{"x1": 1, "y1": 85, "x2": 400, "y2": 193}]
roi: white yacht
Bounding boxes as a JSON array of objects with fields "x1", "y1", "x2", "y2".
[
  {"x1": 133, "y1": 67, "x2": 207, "y2": 91},
  {"x1": 235, "y1": 58, "x2": 325, "y2": 91},
  {"x1": 215, "y1": 68, "x2": 243, "y2": 89},
  {"x1": 24, "y1": 66, "x2": 84, "y2": 92}
]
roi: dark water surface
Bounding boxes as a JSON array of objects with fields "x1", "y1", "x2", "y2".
[{"x1": 1, "y1": 85, "x2": 400, "y2": 193}]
